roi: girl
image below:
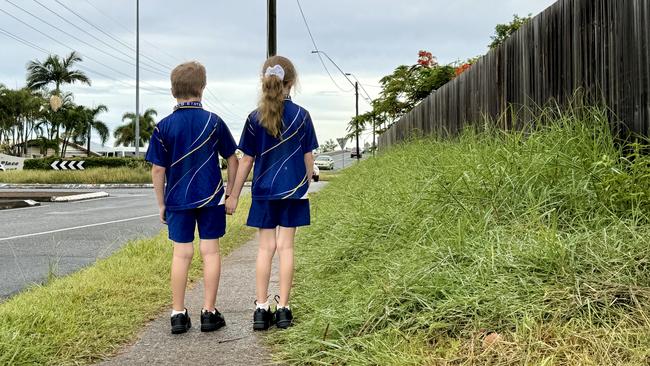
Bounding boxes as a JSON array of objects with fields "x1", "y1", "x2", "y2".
[{"x1": 226, "y1": 56, "x2": 318, "y2": 330}]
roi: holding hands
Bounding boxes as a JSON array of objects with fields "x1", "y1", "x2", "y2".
[{"x1": 225, "y1": 196, "x2": 238, "y2": 215}]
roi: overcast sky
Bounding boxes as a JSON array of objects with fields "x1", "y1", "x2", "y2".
[{"x1": 0, "y1": 0, "x2": 556, "y2": 148}]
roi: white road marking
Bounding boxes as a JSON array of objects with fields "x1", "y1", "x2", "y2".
[{"x1": 0, "y1": 214, "x2": 159, "y2": 242}]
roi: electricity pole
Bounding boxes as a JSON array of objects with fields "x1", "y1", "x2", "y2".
[
  {"x1": 355, "y1": 81, "x2": 360, "y2": 161},
  {"x1": 267, "y1": 0, "x2": 277, "y2": 57},
  {"x1": 134, "y1": 0, "x2": 140, "y2": 156}
]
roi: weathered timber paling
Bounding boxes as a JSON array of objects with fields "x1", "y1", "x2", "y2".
[{"x1": 379, "y1": 0, "x2": 650, "y2": 148}]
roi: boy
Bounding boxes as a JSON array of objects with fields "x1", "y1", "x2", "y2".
[{"x1": 146, "y1": 61, "x2": 239, "y2": 334}]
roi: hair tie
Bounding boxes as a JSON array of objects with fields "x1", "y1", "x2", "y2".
[{"x1": 265, "y1": 65, "x2": 285, "y2": 81}]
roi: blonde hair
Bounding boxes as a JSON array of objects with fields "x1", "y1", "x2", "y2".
[
  {"x1": 171, "y1": 61, "x2": 206, "y2": 99},
  {"x1": 258, "y1": 56, "x2": 296, "y2": 138}
]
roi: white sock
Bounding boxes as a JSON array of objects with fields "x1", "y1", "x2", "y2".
[
  {"x1": 277, "y1": 305, "x2": 291, "y2": 310},
  {"x1": 171, "y1": 309, "x2": 186, "y2": 317},
  {"x1": 256, "y1": 301, "x2": 270, "y2": 311},
  {"x1": 202, "y1": 308, "x2": 216, "y2": 314}
]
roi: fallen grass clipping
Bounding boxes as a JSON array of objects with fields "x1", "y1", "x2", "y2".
[
  {"x1": 273, "y1": 106, "x2": 650, "y2": 365},
  {"x1": 0, "y1": 167, "x2": 151, "y2": 184},
  {"x1": 0, "y1": 195, "x2": 255, "y2": 365}
]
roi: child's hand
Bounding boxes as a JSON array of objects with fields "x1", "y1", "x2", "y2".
[
  {"x1": 225, "y1": 196, "x2": 238, "y2": 215},
  {"x1": 159, "y1": 205, "x2": 167, "y2": 224}
]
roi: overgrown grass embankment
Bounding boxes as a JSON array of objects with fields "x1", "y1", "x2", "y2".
[
  {"x1": 0, "y1": 167, "x2": 151, "y2": 184},
  {"x1": 0, "y1": 195, "x2": 255, "y2": 365},
  {"x1": 274, "y1": 107, "x2": 650, "y2": 365}
]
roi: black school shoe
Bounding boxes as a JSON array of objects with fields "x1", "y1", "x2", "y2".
[
  {"x1": 201, "y1": 309, "x2": 226, "y2": 332},
  {"x1": 171, "y1": 309, "x2": 191, "y2": 334},
  {"x1": 275, "y1": 307, "x2": 294, "y2": 329},
  {"x1": 253, "y1": 306, "x2": 274, "y2": 331}
]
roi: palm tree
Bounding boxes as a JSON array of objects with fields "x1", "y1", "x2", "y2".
[
  {"x1": 0, "y1": 87, "x2": 45, "y2": 156},
  {"x1": 76, "y1": 105, "x2": 109, "y2": 156},
  {"x1": 114, "y1": 108, "x2": 157, "y2": 147},
  {"x1": 26, "y1": 52, "x2": 91, "y2": 93}
]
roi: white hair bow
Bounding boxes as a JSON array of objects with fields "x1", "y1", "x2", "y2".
[{"x1": 265, "y1": 65, "x2": 285, "y2": 81}]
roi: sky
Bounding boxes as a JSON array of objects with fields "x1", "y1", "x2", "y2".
[{"x1": 0, "y1": 0, "x2": 557, "y2": 149}]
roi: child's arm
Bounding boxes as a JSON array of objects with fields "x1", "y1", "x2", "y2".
[
  {"x1": 151, "y1": 164, "x2": 167, "y2": 223},
  {"x1": 304, "y1": 152, "x2": 314, "y2": 184},
  {"x1": 224, "y1": 154, "x2": 239, "y2": 198},
  {"x1": 225, "y1": 155, "x2": 254, "y2": 215}
]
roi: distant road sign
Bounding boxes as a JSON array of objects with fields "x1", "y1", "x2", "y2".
[
  {"x1": 337, "y1": 138, "x2": 347, "y2": 150},
  {"x1": 51, "y1": 160, "x2": 85, "y2": 170}
]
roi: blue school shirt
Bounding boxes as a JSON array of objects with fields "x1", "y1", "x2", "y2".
[
  {"x1": 239, "y1": 98, "x2": 319, "y2": 200},
  {"x1": 145, "y1": 102, "x2": 237, "y2": 211}
]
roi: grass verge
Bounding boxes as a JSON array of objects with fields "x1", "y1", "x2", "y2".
[
  {"x1": 1, "y1": 167, "x2": 336, "y2": 185},
  {"x1": 0, "y1": 195, "x2": 255, "y2": 365},
  {"x1": 0, "y1": 167, "x2": 151, "y2": 184},
  {"x1": 272, "y1": 106, "x2": 650, "y2": 365}
]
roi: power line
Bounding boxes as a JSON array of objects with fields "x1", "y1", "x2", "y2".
[
  {"x1": 54, "y1": 0, "x2": 174, "y2": 72},
  {"x1": 1, "y1": 3, "x2": 167, "y2": 78},
  {"x1": 205, "y1": 87, "x2": 247, "y2": 119},
  {"x1": 295, "y1": 0, "x2": 353, "y2": 93},
  {"x1": 81, "y1": 0, "x2": 179, "y2": 67},
  {"x1": 0, "y1": 25, "x2": 167, "y2": 96},
  {"x1": 29, "y1": 0, "x2": 171, "y2": 74},
  {"x1": 0, "y1": 5, "x2": 170, "y2": 93}
]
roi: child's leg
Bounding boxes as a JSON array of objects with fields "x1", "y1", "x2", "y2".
[
  {"x1": 199, "y1": 239, "x2": 221, "y2": 311},
  {"x1": 276, "y1": 227, "x2": 296, "y2": 307},
  {"x1": 171, "y1": 243, "x2": 194, "y2": 311},
  {"x1": 256, "y1": 228, "x2": 277, "y2": 304}
]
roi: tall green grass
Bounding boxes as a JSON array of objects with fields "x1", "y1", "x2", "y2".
[
  {"x1": 0, "y1": 196, "x2": 255, "y2": 365},
  {"x1": 273, "y1": 107, "x2": 650, "y2": 365}
]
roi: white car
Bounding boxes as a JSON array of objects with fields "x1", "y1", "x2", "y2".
[
  {"x1": 312, "y1": 163, "x2": 320, "y2": 182},
  {"x1": 315, "y1": 155, "x2": 335, "y2": 170}
]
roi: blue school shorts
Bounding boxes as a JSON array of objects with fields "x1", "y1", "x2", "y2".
[
  {"x1": 247, "y1": 199, "x2": 310, "y2": 229},
  {"x1": 166, "y1": 204, "x2": 226, "y2": 243}
]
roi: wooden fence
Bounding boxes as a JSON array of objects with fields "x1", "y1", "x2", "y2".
[{"x1": 379, "y1": 0, "x2": 650, "y2": 148}]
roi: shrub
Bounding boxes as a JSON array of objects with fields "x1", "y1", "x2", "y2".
[{"x1": 24, "y1": 157, "x2": 150, "y2": 170}]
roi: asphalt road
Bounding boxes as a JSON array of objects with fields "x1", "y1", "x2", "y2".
[
  {"x1": 0, "y1": 189, "x2": 160, "y2": 299},
  {"x1": 316, "y1": 150, "x2": 367, "y2": 171},
  {"x1": 0, "y1": 182, "x2": 328, "y2": 300}
]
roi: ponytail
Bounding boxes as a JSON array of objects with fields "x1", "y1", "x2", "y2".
[
  {"x1": 258, "y1": 56, "x2": 296, "y2": 138},
  {"x1": 259, "y1": 75, "x2": 285, "y2": 138}
]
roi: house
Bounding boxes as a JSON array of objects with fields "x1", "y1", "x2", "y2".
[
  {"x1": 13, "y1": 139, "x2": 101, "y2": 158},
  {"x1": 91, "y1": 143, "x2": 147, "y2": 158}
]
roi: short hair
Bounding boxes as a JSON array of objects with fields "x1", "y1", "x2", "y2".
[{"x1": 170, "y1": 61, "x2": 206, "y2": 99}]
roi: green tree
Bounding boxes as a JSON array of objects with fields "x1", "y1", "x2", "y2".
[
  {"x1": 0, "y1": 87, "x2": 45, "y2": 156},
  {"x1": 113, "y1": 108, "x2": 157, "y2": 147},
  {"x1": 320, "y1": 139, "x2": 338, "y2": 153},
  {"x1": 489, "y1": 14, "x2": 532, "y2": 49},
  {"x1": 26, "y1": 51, "x2": 91, "y2": 93},
  {"x1": 73, "y1": 105, "x2": 109, "y2": 156},
  {"x1": 346, "y1": 115, "x2": 366, "y2": 142}
]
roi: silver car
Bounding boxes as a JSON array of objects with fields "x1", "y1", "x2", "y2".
[{"x1": 315, "y1": 155, "x2": 335, "y2": 170}]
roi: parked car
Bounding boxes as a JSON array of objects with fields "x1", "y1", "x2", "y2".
[
  {"x1": 350, "y1": 147, "x2": 362, "y2": 158},
  {"x1": 315, "y1": 155, "x2": 335, "y2": 170},
  {"x1": 312, "y1": 163, "x2": 320, "y2": 182}
]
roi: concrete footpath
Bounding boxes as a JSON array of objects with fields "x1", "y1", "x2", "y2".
[{"x1": 99, "y1": 237, "x2": 279, "y2": 366}]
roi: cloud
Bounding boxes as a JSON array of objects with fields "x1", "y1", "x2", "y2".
[{"x1": 0, "y1": 0, "x2": 556, "y2": 146}]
